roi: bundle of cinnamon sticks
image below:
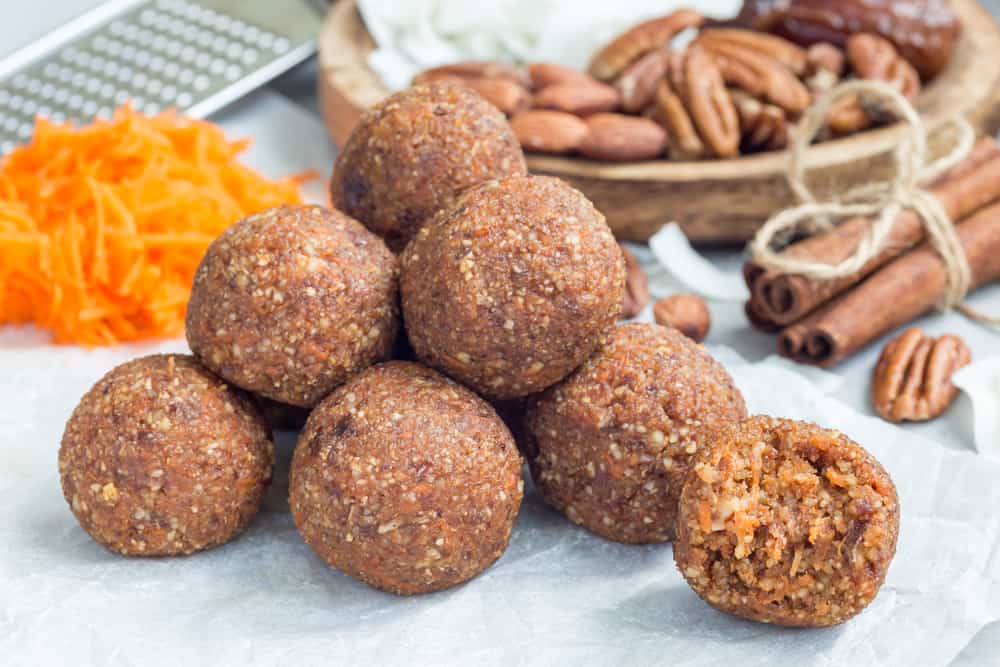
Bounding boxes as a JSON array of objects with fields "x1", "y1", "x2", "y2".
[{"x1": 745, "y1": 136, "x2": 1000, "y2": 367}]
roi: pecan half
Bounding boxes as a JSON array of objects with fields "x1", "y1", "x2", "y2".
[
  {"x1": 589, "y1": 9, "x2": 704, "y2": 81},
  {"x1": 651, "y1": 76, "x2": 707, "y2": 160},
  {"x1": 730, "y1": 88, "x2": 789, "y2": 152},
  {"x1": 872, "y1": 327, "x2": 971, "y2": 422},
  {"x1": 848, "y1": 33, "x2": 920, "y2": 102},
  {"x1": 697, "y1": 28, "x2": 807, "y2": 76},
  {"x1": 699, "y1": 39, "x2": 812, "y2": 116},
  {"x1": 533, "y1": 80, "x2": 620, "y2": 116},
  {"x1": 676, "y1": 46, "x2": 741, "y2": 159},
  {"x1": 621, "y1": 246, "x2": 650, "y2": 319},
  {"x1": 828, "y1": 34, "x2": 921, "y2": 136},
  {"x1": 579, "y1": 113, "x2": 668, "y2": 162},
  {"x1": 413, "y1": 61, "x2": 528, "y2": 87},
  {"x1": 615, "y1": 49, "x2": 670, "y2": 114},
  {"x1": 511, "y1": 110, "x2": 589, "y2": 155},
  {"x1": 653, "y1": 294, "x2": 711, "y2": 342}
]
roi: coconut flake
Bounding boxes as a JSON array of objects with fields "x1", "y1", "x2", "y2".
[
  {"x1": 648, "y1": 223, "x2": 749, "y2": 302},
  {"x1": 953, "y1": 356, "x2": 1000, "y2": 459}
]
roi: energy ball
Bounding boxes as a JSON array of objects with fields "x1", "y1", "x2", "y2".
[
  {"x1": 186, "y1": 205, "x2": 399, "y2": 408},
  {"x1": 524, "y1": 323, "x2": 747, "y2": 544},
  {"x1": 674, "y1": 416, "x2": 900, "y2": 627},
  {"x1": 290, "y1": 361, "x2": 524, "y2": 595},
  {"x1": 59, "y1": 355, "x2": 273, "y2": 556},
  {"x1": 330, "y1": 81, "x2": 527, "y2": 251},
  {"x1": 401, "y1": 175, "x2": 624, "y2": 400}
]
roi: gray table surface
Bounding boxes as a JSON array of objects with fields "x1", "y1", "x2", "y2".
[{"x1": 5, "y1": 2, "x2": 1000, "y2": 665}]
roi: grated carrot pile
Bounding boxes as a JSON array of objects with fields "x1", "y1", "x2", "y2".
[{"x1": 0, "y1": 105, "x2": 312, "y2": 345}]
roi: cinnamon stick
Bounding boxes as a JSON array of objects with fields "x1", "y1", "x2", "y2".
[
  {"x1": 777, "y1": 201, "x2": 1000, "y2": 367},
  {"x1": 746, "y1": 137, "x2": 1000, "y2": 325}
]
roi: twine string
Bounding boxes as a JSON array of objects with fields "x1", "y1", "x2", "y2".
[{"x1": 748, "y1": 78, "x2": 993, "y2": 320}]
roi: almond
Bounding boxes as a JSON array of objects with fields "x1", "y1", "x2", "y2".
[
  {"x1": 533, "y1": 81, "x2": 620, "y2": 116},
  {"x1": 461, "y1": 78, "x2": 531, "y2": 116},
  {"x1": 527, "y1": 62, "x2": 594, "y2": 90},
  {"x1": 413, "y1": 61, "x2": 528, "y2": 86},
  {"x1": 579, "y1": 113, "x2": 668, "y2": 161},
  {"x1": 511, "y1": 110, "x2": 589, "y2": 154}
]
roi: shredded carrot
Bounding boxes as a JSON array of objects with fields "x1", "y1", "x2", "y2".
[{"x1": 0, "y1": 105, "x2": 314, "y2": 345}]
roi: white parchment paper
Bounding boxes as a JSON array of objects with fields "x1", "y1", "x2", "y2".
[{"x1": 2, "y1": 90, "x2": 999, "y2": 666}]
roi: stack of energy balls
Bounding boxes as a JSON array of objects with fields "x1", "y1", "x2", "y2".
[{"x1": 59, "y1": 81, "x2": 899, "y2": 626}]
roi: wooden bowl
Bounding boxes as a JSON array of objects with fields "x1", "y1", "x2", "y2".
[{"x1": 318, "y1": 0, "x2": 1000, "y2": 242}]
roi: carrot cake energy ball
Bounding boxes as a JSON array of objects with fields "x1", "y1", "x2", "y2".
[
  {"x1": 524, "y1": 323, "x2": 747, "y2": 544},
  {"x1": 674, "y1": 416, "x2": 900, "y2": 627},
  {"x1": 186, "y1": 205, "x2": 399, "y2": 408},
  {"x1": 289, "y1": 362, "x2": 524, "y2": 595},
  {"x1": 401, "y1": 175, "x2": 625, "y2": 400},
  {"x1": 330, "y1": 81, "x2": 527, "y2": 251},
  {"x1": 59, "y1": 355, "x2": 273, "y2": 556}
]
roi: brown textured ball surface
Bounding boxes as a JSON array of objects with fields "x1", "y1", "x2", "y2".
[
  {"x1": 401, "y1": 175, "x2": 624, "y2": 400},
  {"x1": 59, "y1": 355, "x2": 273, "y2": 556},
  {"x1": 289, "y1": 361, "x2": 524, "y2": 595},
  {"x1": 330, "y1": 81, "x2": 527, "y2": 251},
  {"x1": 186, "y1": 205, "x2": 399, "y2": 407},
  {"x1": 674, "y1": 416, "x2": 899, "y2": 627},
  {"x1": 524, "y1": 323, "x2": 746, "y2": 544}
]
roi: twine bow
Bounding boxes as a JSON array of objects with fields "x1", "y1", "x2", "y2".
[{"x1": 748, "y1": 78, "x2": 989, "y2": 317}]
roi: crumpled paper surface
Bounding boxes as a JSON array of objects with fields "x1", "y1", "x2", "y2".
[
  {"x1": 357, "y1": 0, "x2": 741, "y2": 90},
  {"x1": 3, "y1": 337, "x2": 999, "y2": 665},
  {"x1": 3, "y1": 89, "x2": 999, "y2": 666}
]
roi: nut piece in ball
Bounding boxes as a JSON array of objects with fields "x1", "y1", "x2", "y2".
[
  {"x1": 674, "y1": 416, "x2": 899, "y2": 627},
  {"x1": 525, "y1": 323, "x2": 747, "y2": 543},
  {"x1": 401, "y1": 175, "x2": 625, "y2": 400},
  {"x1": 653, "y1": 293, "x2": 711, "y2": 342},
  {"x1": 186, "y1": 205, "x2": 399, "y2": 408},
  {"x1": 59, "y1": 355, "x2": 274, "y2": 556},
  {"x1": 330, "y1": 81, "x2": 527, "y2": 251},
  {"x1": 289, "y1": 361, "x2": 524, "y2": 595}
]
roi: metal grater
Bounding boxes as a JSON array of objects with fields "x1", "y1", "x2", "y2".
[{"x1": 0, "y1": 0, "x2": 325, "y2": 154}]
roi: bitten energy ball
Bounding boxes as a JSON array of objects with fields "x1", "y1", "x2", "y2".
[
  {"x1": 59, "y1": 355, "x2": 273, "y2": 556},
  {"x1": 674, "y1": 416, "x2": 900, "y2": 627},
  {"x1": 401, "y1": 175, "x2": 625, "y2": 400},
  {"x1": 525, "y1": 323, "x2": 747, "y2": 544},
  {"x1": 290, "y1": 362, "x2": 523, "y2": 595},
  {"x1": 186, "y1": 205, "x2": 399, "y2": 408},
  {"x1": 330, "y1": 81, "x2": 527, "y2": 251}
]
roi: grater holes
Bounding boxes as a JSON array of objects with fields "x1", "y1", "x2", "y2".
[
  {"x1": 4, "y1": 117, "x2": 18, "y2": 132},
  {"x1": 226, "y1": 20, "x2": 246, "y2": 39},
  {"x1": 178, "y1": 69, "x2": 194, "y2": 85},
  {"x1": 43, "y1": 63, "x2": 59, "y2": 78},
  {"x1": 135, "y1": 51, "x2": 151, "y2": 68},
  {"x1": 196, "y1": 31, "x2": 213, "y2": 49},
  {"x1": 82, "y1": 100, "x2": 98, "y2": 117},
  {"x1": 107, "y1": 41, "x2": 124, "y2": 58},
  {"x1": 17, "y1": 124, "x2": 32, "y2": 139},
  {"x1": 37, "y1": 105, "x2": 52, "y2": 119},
  {"x1": 22, "y1": 100, "x2": 37, "y2": 116},
  {"x1": 224, "y1": 65, "x2": 242, "y2": 82},
  {"x1": 214, "y1": 15, "x2": 233, "y2": 33},
  {"x1": 8, "y1": 94, "x2": 24, "y2": 111},
  {"x1": 121, "y1": 45, "x2": 137, "y2": 62},
  {"x1": 133, "y1": 73, "x2": 149, "y2": 89},
  {"x1": 60, "y1": 46, "x2": 79, "y2": 62},
  {"x1": 257, "y1": 33, "x2": 274, "y2": 50},
  {"x1": 273, "y1": 38, "x2": 290, "y2": 54},
  {"x1": 71, "y1": 72, "x2": 87, "y2": 88},
  {"x1": 226, "y1": 43, "x2": 243, "y2": 60},
  {"x1": 116, "y1": 66, "x2": 134, "y2": 84},
  {"x1": 88, "y1": 55, "x2": 107, "y2": 73},
  {"x1": 144, "y1": 102, "x2": 160, "y2": 115},
  {"x1": 54, "y1": 89, "x2": 70, "y2": 105},
  {"x1": 163, "y1": 63, "x2": 180, "y2": 79},
  {"x1": 114, "y1": 91, "x2": 129, "y2": 105},
  {"x1": 139, "y1": 9, "x2": 158, "y2": 26},
  {"x1": 103, "y1": 61, "x2": 120, "y2": 78},
  {"x1": 40, "y1": 83, "x2": 55, "y2": 99},
  {"x1": 210, "y1": 59, "x2": 225, "y2": 76},
  {"x1": 152, "y1": 35, "x2": 169, "y2": 52},
  {"x1": 85, "y1": 78, "x2": 102, "y2": 95},
  {"x1": 194, "y1": 53, "x2": 211, "y2": 69},
  {"x1": 100, "y1": 83, "x2": 116, "y2": 100},
  {"x1": 2, "y1": 141, "x2": 14, "y2": 154},
  {"x1": 26, "y1": 79, "x2": 42, "y2": 95},
  {"x1": 243, "y1": 26, "x2": 260, "y2": 43},
  {"x1": 146, "y1": 79, "x2": 163, "y2": 96},
  {"x1": 211, "y1": 36, "x2": 230, "y2": 55},
  {"x1": 180, "y1": 46, "x2": 197, "y2": 63},
  {"x1": 165, "y1": 41, "x2": 182, "y2": 58},
  {"x1": 0, "y1": 90, "x2": 8, "y2": 105},
  {"x1": 241, "y1": 49, "x2": 258, "y2": 66},
  {"x1": 193, "y1": 75, "x2": 210, "y2": 92},
  {"x1": 150, "y1": 56, "x2": 166, "y2": 74},
  {"x1": 68, "y1": 94, "x2": 83, "y2": 110},
  {"x1": 176, "y1": 91, "x2": 192, "y2": 107},
  {"x1": 51, "y1": 111, "x2": 66, "y2": 123},
  {"x1": 161, "y1": 85, "x2": 177, "y2": 103},
  {"x1": 97, "y1": 106, "x2": 112, "y2": 120},
  {"x1": 11, "y1": 73, "x2": 29, "y2": 89}
]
